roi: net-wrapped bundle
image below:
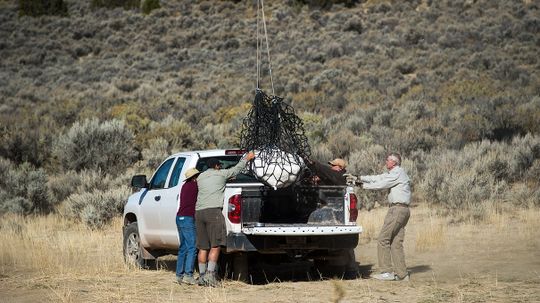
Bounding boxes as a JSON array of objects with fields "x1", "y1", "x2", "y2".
[
  {"x1": 240, "y1": 89, "x2": 311, "y2": 189},
  {"x1": 252, "y1": 148, "x2": 304, "y2": 189}
]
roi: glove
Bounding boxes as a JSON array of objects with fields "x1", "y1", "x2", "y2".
[{"x1": 343, "y1": 173, "x2": 362, "y2": 186}]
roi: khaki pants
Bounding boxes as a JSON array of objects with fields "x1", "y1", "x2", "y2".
[{"x1": 377, "y1": 205, "x2": 410, "y2": 279}]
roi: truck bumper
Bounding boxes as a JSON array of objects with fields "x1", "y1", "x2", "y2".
[
  {"x1": 226, "y1": 226, "x2": 361, "y2": 253},
  {"x1": 242, "y1": 225, "x2": 362, "y2": 236}
]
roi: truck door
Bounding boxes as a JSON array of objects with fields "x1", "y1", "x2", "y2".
[
  {"x1": 138, "y1": 157, "x2": 175, "y2": 247},
  {"x1": 158, "y1": 156, "x2": 189, "y2": 246}
]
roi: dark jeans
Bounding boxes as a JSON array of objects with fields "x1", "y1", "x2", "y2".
[{"x1": 176, "y1": 216, "x2": 197, "y2": 277}]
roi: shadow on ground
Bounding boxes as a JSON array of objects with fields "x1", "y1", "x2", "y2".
[
  {"x1": 155, "y1": 259, "x2": 373, "y2": 285},
  {"x1": 408, "y1": 265, "x2": 432, "y2": 274}
]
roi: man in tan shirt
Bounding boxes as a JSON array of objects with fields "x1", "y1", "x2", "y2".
[{"x1": 360, "y1": 152, "x2": 411, "y2": 281}]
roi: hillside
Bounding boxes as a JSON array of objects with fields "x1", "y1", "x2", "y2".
[{"x1": 0, "y1": 0, "x2": 539, "y2": 218}]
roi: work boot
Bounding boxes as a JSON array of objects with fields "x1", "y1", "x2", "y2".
[
  {"x1": 182, "y1": 275, "x2": 197, "y2": 285},
  {"x1": 202, "y1": 271, "x2": 219, "y2": 287},
  {"x1": 371, "y1": 272, "x2": 396, "y2": 281},
  {"x1": 175, "y1": 275, "x2": 183, "y2": 284},
  {"x1": 197, "y1": 273, "x2": 206, "y2": 286},
  {"x1": 394, "y1": 273, "x2": 410, "y2": 281}
]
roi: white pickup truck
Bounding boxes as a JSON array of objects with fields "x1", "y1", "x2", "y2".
[{"x1": 123, "y1": 149, "x2": 362, "y2": 279}]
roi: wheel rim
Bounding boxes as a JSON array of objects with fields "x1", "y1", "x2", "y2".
[{"x1": 125, "y1": 232, "x2": 141, "y2": 264}]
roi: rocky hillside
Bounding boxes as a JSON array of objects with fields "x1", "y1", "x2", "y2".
[{"x1": 0, "y1": 0, "x2": 539, "y2": 219}]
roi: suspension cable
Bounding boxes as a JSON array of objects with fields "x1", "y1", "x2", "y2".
[
  {"x1": 256, "y1": 0, "x2": 260, "y2": 89},
  {"x1": 256, "y1": 0, "x2": 275, "y2": 96}
]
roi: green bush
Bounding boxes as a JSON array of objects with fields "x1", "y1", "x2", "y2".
[
  {"x1": 0, "y1": 122, "x2": 52, "y2": 167},
  {"x1": 0, "y1": 158, "x2": 52, "y2": 215},
  {"x1": 91, "y1": 0, "x2": 160, "y2": 14},
  {"x1": 53, "y1": 119, "x2": 137, "y2": 174},
  {"x1": 91, "y1": 0, "x2": 139, "y2": 9},
  {"x1": 18, "y1": 0, "x2": 68, "y2": 17},
  {"x1": 141, "y1": 0, "x2": 160, "y2": 15},
  {"x1": 292, "y1": 0, "x2": 359, "y2": 9}
]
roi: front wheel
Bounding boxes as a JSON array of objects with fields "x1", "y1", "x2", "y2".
[{"x1": 123, "y1": 222, "x2": 155, "y2": 269}]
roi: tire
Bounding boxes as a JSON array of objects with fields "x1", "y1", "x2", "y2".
[
  {"x1": 123, "y1": 222, "x2": 156, "y2": 269},
  {"x1": 313, "y1": 249, "x2": 357, "y2": 279},
  {"x1": 232, "y1": 252, "x2": 249, "y2": 282},
  {"x1": 219, "y1": 252, "x2": 250, "y2": 283}
]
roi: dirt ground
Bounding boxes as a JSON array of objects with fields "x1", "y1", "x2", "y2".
[{"x1": 1, "y1": 206, "x2": 539, "y2": 303}]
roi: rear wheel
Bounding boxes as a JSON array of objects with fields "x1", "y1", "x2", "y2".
[
  {"x1": 232, "y1": 252, "x2": 249, "y2": 282},
  {"x1": 219, "y1": 252, "x2": 249, "y2": 283},
  {"x1": 313, "y1": 249, "x2": 358, "y2": 279},
  {"x1": 123, "y1": 222, "x2": 156, "y2": 269}
]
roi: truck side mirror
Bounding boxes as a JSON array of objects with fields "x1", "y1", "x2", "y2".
[{"x1": 131, "y1": 175, "x2": 148, "y2": 188}]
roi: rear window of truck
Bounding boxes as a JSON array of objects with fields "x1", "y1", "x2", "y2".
[{"x1": 196, "y1": 156, "x2": 257, "y2": 183}]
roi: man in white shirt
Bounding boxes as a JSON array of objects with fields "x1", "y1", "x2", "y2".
[{"x1": 360, "y1": 152, "x2": 411, "y2": 281}]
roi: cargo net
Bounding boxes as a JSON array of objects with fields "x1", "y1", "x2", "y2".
[{"x1": 240, "y1": 89, "x2": 311, "y2": 189}]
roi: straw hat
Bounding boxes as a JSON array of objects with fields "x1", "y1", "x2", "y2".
[{"x1": 184, "y1": 168, "x2": 200, "y2": 180}]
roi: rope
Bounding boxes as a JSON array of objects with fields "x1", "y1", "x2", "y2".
[
  {"x1": 256, "y1": 0, "x2": 275, "y2": 95},
  {"x1": 256, "y1": 0, "x2": 260, "y2": 89}
]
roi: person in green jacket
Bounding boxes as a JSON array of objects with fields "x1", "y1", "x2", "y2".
[{"x1": 195, "y1": 151, "x2": 255, "y2": 287}]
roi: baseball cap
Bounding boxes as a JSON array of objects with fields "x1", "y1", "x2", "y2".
[{"x1": 328, "y1": 158, "x2": 346, "y2": 169}]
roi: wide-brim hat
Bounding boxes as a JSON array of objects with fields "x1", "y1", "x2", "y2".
[
  {"x1": 328, "y1": 158, "x2": 346, "y2": 169},
  {"x1": 184, "y1": 168, "x2": 200, "y2": 180}
]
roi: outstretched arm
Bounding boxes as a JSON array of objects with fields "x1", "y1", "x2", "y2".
[{"x1": 360, "y1": 169, "x2": 400, "y2": 190}]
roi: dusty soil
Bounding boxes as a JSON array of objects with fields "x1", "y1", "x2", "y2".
[{"x1": 1, "y1": 206, "x2": 539, "y2": 303}]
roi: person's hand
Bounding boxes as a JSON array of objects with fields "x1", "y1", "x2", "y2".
[
  {"x1": 245, "y1": 151, "x2": 255, "y2": 161},
  {"x1": 343, "y1": 173, "x2": 360, "y2": 186}
]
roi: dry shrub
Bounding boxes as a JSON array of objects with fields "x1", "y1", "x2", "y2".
[
  {"x1": 53, "y1": 119, "x2": 137, "y2": 174},
  {"x1": 347, "y1": 144, "x2": 386, "y2": 175},
  {"x1": 292, "y1": 90, "x2": 326, "y2": 113},
  {"x1": 63, "y1": 186, "x2": 130, "y2": 229},
  {"x1": 140, "y1": 115, "x2": 196, "y2": 151},
  {"x1": 0, "y1": 158, "x2": 51, "y2": 215},
  {"x1": 310, "y1": 144, "x2": 333, "y2": 164},
  {"x1": 418, "y1": 135, "x2": 540, "y2": 215},
  {"x1": 299, "y1": 112, "x2": 327, "y2": 145},
  {"x1": 141, "y1": 137, "x2": 169, "y2": 168},
  {"x1": 197, "y1": 123, "x2": 239, "y2": 150},
  {"x1": 505, "y1": 183, "x2": 540, "y2": 208},
  {"x1": 326, "y1": 128, "x2": 363, "y2": 158},
  {"x1": 47, "y1": 170, "x2": 81, "y2": 205}
]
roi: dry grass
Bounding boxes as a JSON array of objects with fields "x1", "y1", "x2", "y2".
[
  {"x1": 0, "y1": 214, "x2": 124, "y2": 276},
  {"x1": 415, "y1": 212, "x2": 446, "y2": 252},
  {"x1": 1, "y1": 204, "x2": 539, "y2": 302},
  {"x1": 358, "y1": 204, "x2": 447, "y2": 252},
  {"x1": 516, "y1": 208, "x2": 540, "y2": 242},
  {"x1": 356, "y1": 206, "x2": 386, "y2": 242}
]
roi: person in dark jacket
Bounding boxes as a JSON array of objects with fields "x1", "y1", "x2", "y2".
[
  {"x1": 175, "y1": 168, "x2": 200, "y2": 285},
  {"x1": 306, "y1": 157, "x2": 348, "y2": 185}
]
